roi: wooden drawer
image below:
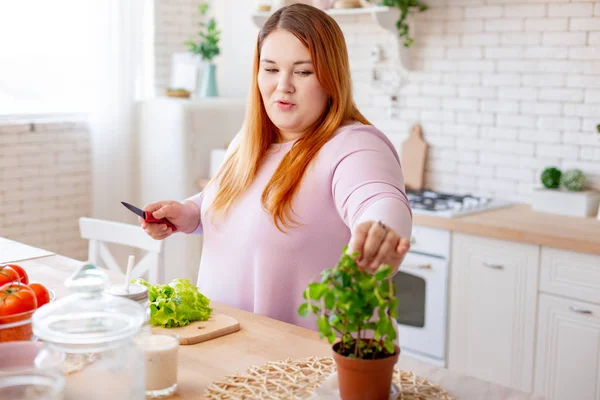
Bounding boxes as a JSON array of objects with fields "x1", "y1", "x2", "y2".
[{"x1": 540, "y1": 247, "x2": 600, "y2": 305}]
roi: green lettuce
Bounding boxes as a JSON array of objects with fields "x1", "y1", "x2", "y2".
[{"x1": 133, "y1": 278, "x2": 212, "y2": 328}]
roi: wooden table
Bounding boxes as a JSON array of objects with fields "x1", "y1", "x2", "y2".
[{"x1": 5, "y1": 240, "x2": 543, "y2": 400}]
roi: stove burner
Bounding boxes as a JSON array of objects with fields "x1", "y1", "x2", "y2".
[{"x1": 406, "y1": 189, "x2": 491, "y2": 213}]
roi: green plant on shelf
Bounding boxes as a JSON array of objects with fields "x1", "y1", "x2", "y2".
[
  {"x1": 184, "y1": 2, "x2": 221, "y2": 62},
  {"x1": 368, "y1": 0, "x2": 428, "y2": 47},
  {"x1": 541, "y1": 167, "x2": 562, "y2": 189},
  {"x1": 561, "y1": 169, "x2": 586, "y2": 192}
]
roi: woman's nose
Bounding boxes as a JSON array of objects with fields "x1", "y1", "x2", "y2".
[{"x1": 276, "y1": 73, "x2": 295, "y2": 94}]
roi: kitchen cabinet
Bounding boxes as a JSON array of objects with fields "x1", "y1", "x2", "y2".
[
  {"x1": 534, "y1": 293, "x2": 600, "y2": 400},
  {"x1": 448, "y1": 233, "x2": 539, "y2": 393},
  {"x1": 534, "y1": 247, "x2": 600, "y2": 400}
]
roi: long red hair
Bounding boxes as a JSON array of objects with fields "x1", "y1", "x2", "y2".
[{"x1": 209, "y1": 3, "x2": 370, "y2": 231}]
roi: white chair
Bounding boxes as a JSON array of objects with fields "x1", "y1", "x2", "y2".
[{"x1": 78, "y1": 217, "x2": 165, "y2": 284}]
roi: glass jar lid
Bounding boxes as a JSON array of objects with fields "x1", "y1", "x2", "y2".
[{"x1": 32, "y1": 264, "x2": 145, "y2": 347}]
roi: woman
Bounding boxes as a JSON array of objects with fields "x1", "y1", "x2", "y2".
[{"x1": 140, "y1": 4, "x2": 412, "y2": 329}]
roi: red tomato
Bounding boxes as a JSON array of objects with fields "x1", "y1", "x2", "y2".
[
  {"x1": 0, "y1": 265, "x2": 19, "y2": 287},
  {"x1": 0, "y1": 283, "x2": 37, "y2": 317},
  {"x1": 2, "y1": 264, "x2": 29, "y2": 285},
  {"x1": 28, "y1": 283, "x2": 51, "y2": 307}
]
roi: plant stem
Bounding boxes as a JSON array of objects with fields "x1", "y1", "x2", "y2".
[
  {"x1": 355, "y1": 321, "x2": 361, "y2": 358},
  {"x1": 387, "y1": 275, "x2": 395, "y2": 354}
]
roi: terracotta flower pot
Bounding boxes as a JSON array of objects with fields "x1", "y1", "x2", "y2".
[{"x1": 332, "y1": 340, "x2": 400, "y2": 400}]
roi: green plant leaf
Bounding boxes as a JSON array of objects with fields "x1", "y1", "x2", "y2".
[
  {"x1": 317, "y1": 315, "x2": 330, "y2": 337},
  {"x1": 325, "y1": 292, "x2": 335, "y2": 309},
  {"x1": 328, "y1": 313, "x2": 339, "y2": 325},
  {"x1": 384, "y1": 340, "x2": 396, "y2": 355},
  {"x1": 297, "y1": 303, "x2": 309, "y2": 317},
  {"x1": 374, "y1": 265, "x2": 392, "y2": 281},
  {"x1": 327, "y1": 331, "x2": 336, "y2": 344},
  {"x1": 308, "y1": 283, "x2": 328, "y2": 300}
]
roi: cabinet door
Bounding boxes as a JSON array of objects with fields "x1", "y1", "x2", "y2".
[
  {"x1": 448, "y1": 233, "x2": 539, "y2": 392},
  {"x1": 535, "y1": 294, "x2": 600, "y2": 400}
]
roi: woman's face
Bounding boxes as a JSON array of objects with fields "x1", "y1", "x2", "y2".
[{"x1": 258, "y1": 29, "x2": 329, "y2": 141}]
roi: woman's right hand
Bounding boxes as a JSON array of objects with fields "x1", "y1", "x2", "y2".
[{"x1": 140, "y1": 200, "x2": 200, "y2": 240}]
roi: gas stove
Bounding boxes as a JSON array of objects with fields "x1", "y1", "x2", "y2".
[{"x1": 406, "y1": 189, "x2": 512, "y2": 218}]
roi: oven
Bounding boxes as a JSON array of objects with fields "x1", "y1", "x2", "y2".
[{"x1": 392, "y1": 225, "x2": 451, "y2": 367}]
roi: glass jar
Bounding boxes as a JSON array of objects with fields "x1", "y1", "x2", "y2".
[
  {"x1": 107, "y1": 283, "x2": 150, "y2": 333},
  {"x1": 0, "y1": 341, "x2": 65, "y2": 400},
  {"x1": 32, "y1": 264, "x2": 147, "y2": 400}
]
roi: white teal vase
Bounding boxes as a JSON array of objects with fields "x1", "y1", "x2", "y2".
[{"x1": 199, "y1": 62, "x2": 218, "y2": 98}]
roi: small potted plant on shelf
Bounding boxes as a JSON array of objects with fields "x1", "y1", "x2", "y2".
[
  {"x1": 367, "y1": 0, "x2": 428, "y2": 47},
  {"x1": 533, "y1": 166, "x2": 600, "y2": 218},
  {"x1": 298, "y1": 247, "x2": 400, "y2": 400},
  {"x1": 184, "y1": 2, "x2": 220, "y2": 97}
]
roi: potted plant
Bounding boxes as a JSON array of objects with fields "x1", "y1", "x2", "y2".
[
  {"x1": 367, "y1": 0, "x2": 428, "y2": 47},
  {"x1": 184, "y1": 2, "x2": 221, "y2": 97},
  {"x1": 298, "y1": 246, "x2": 400, "y2": 400}
]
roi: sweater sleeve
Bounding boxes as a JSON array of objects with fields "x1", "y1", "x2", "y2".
[
  {"x1": 183, "y1": 132, "x2": 243, "y2": 235},
  {"x1": 331, "y1": 128, "x2": 413, "y2": 240}
]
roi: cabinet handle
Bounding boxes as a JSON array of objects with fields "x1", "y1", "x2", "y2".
[
  {"x1": 569, "y1": 306, "x2": 593, "y2": 315},
  {"x1": 483, "y1": 262, "x2": 504, "y2": 270}
]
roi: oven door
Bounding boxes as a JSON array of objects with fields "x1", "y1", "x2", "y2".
[{"x1": 393, "y1": 251, "x2": 448, "y2": 362}]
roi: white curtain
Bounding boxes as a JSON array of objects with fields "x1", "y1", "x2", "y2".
[{"x1": 87, "y1": 0, "x2": 154, "y2": 224}]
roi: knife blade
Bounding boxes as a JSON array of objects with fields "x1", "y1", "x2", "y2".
[{"x1": 121, "y1": 201, "x2": 178, "y2": 232}]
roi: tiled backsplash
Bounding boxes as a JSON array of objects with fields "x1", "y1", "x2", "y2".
[
  {"x1": 0, "y1": 122, "x2": 91, "y2": 260},
  {"x1": 155, "y1": 0, "x2": 600, "y2": 203}
]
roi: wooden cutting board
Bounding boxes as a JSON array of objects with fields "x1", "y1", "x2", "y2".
[
  {"x1": 151, "y1": 313, "x2": 240, "y2": 345},
  {"x1": 401, "y1": 124, "x2": 428, "y2": 191}
]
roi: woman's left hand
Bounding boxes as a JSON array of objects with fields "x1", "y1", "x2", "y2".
[{"x1": 348, "y1": 220, "x2": 411, "y2": 273}]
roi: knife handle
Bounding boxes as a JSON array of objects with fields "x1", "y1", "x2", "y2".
[{"x1": 144, "y1": 212, "x2": 178, "y2": 232}]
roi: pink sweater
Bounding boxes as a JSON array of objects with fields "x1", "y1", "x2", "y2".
[{"x1": 185, "y1": 123, "x2": 412, "y2": 330}]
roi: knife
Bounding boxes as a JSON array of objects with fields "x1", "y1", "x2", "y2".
[{"x1": 121, "y1": 202, "x2": 178, "y2": 232}]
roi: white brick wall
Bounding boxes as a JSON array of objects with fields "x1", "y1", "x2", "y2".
[
  {"x1": 154, "y1": 0, "x2": 203, "y2": 92},
  {"x1": 150, "y1": 0, "x2": 600, "y2": 202},
  {"x1": 0, "y1": 122, "x2": 91, "y2": 260},
  {"x1": 336, "y1": 0, "x2": 600, "y2": 202}
]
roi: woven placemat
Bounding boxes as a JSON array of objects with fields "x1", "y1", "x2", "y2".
[{"x1": 204, "y1": 356, "x2": 455, "y2": 400}]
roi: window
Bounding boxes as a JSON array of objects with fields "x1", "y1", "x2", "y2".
[
  {"x1": 0, "y1": 1, "x2": 96, "y2": 118},
  {"x1": 0, "y1": 0, "x2": 155, "y2": 119}
]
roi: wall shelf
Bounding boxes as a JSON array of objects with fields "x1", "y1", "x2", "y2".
[{"x1": 251, "y1": 6, "x2": 400, "y2": 34}]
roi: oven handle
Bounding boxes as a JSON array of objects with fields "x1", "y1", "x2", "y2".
[{"x1": 402, "y1": 263, "x2": 432, "y2": 271}]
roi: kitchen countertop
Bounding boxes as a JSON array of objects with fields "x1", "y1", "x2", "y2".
[
  {"x1": 8, "y1": 243, "x2": 542, "y2": 400},
  {"x1": 414, "y1": 204, "x2": 600, "y2": 256}
]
